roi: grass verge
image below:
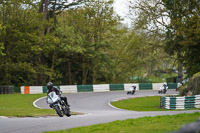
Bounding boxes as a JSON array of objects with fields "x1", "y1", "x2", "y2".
[
  {"x1": 44, "y1": 112, "x2": 200, "y2": 133},
  {"x1": 0, "y1": 94, "x2": 55, "y2": 117},
  {"x1": 111, "y1": 96, "x2": 198, "y2": 111},
  {"x1": 111, "y1": 96, "x2": 164, "y2": 111}
]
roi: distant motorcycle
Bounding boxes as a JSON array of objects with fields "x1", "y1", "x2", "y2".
[
  {"x1": 46, "y1": 91, "x2": 71, "y2": 117},
  {"x1": 158, "y1": 83, "x2": 168, "y2": 94},
  {"x1": 127, "y1": 86, "x2": 136, "y2": 95}
]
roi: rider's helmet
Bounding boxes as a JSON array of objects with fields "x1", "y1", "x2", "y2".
[
  {"x1": 47, "y1": 82, "x2": 53, "y2": 90},
  {"x1": 163, "y1": 82, "x2": 167, "y2": 86}
]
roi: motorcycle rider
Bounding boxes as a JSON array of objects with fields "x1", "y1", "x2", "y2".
[
  {"x1": 127, "y1": 85, "x2": 136, "y2": 94},
  {"x1": 130, "y1": 85, "x2": 136, "y2": 92},
  {"x1": 47, "y1": 82, "x2": 70, "y2": 107},
  {"x1": 163, "y1": 82, "x2": 168, "y2": 90},
  {"x1": 159, "y1": 82, "x2": 168, "y2": 93}
]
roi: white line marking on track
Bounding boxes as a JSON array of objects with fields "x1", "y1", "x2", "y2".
[
  {"x1": 0, "y1": 116, "x2": 8, "y2": 119},
  {"x1": 108, "y1": 101, "x2": 123, "y2": 110},
  {"x1": 33, "y1": 96, "x2": 46, "y2": 109},
  {"x1": 108, "y1": 97, "x2": 133, "y2": 110}
]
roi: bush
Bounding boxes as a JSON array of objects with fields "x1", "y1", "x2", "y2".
[{"x1": 179, "y1": 72, "x2": 200, "y2": 96}]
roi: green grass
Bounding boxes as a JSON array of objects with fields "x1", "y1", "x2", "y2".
[
  {"x1": 44, "y1": 112, "x2": 200, "y2": 133},
  {"x1": 111, "y1": 96, "x2": 167, "y2": 111},
  {"x1": 111, "y1": 96, "x2": 198, "y2": 111},
  {"x1": 1, "y1": 94, "x2": 199, "y2": 133},
  {"x1": 0, "y1": 94, "x2": 55, "y2": 117}
]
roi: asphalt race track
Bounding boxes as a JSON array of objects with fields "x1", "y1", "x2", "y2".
[{"x1": 0, "y1": 90, "x2": 200, "y2": 133}]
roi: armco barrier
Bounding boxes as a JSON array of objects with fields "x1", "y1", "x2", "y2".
[
  {"x1": 20, "y1": 83, "x2": 179, "y2": 94},
  {"x1": 152, "y1": 83, "x2": 163, "y2": 90},
  {"x1": 167, "y1": 83, "x2": 178, "y2": 89},
  {"x1": 43, "y1": 86, "x2": 48, "y2": 93},
  {"x1": 124, "y1": 83, "x2": 139, "y2": 91},
  {"x1": 109, "y1": 84, "x2": 124, "y2": 91},
  {"x1": 160, "y1": 95, "x2": 200, "y2": 109},
  {"x1": 93, "y1": 84, "x2": 109, "y2": 92},
  {"x1": 60, "y1": 85, "x2": 77, "y2": 93},
  {"x1": 139, "y1": 83, "x2": 152, "y2": 90},
  {"x1": 77, "y1": 85, "x2": 93, "y2": 92},
  {"x1": 21, "y1": 86, "x2": 42, "y2": 94}
]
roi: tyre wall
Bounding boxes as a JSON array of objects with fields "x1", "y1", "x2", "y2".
[
  {"x1": 160, "y1": 95, "x2": 200, "y2": 109},
  {"x1": 20, "y1": 83, "x2": 178, "y2": 94}
]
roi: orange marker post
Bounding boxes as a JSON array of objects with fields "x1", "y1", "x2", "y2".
[{"x1": 24, "y1": 86, "x2": 30, "y2": 94}]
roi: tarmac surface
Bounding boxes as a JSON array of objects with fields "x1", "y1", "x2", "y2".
[{"x1": 0, "y1": 90, "x2": 199, "y2": 133}]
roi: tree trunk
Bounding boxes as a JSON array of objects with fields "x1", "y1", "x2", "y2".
[
  {"x1": 35, "y1": 0, "x2": 48, "y2": 85},
  {"x1": 82, "y1": 58, "x2": 88, "y2": 85},
  {"x1": 35, "y1": 73, "x2": 43, "y2": 85},
  {"x1": 67, "y1": 59, "x2": 72, "y2": 85},
  {"x1": 82, "y1": 68, "x2": 88, "y2": 85},
  {"x1": 92, "y1": 69, "x2": 96, "y2": 84},
  {"x1": 177, "y1": 51, "x2": 183, "y2": 83},
  {"x1": 35, "y1": 56, "x2": 44, "y2": 85},
  {"x1": 38, "y1": 0, "x2": 44, "y2": 13}
]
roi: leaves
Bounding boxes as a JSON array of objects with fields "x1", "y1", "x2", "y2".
[{"x1": 163, "y1": 0, "x2": 200, "y2": 76}]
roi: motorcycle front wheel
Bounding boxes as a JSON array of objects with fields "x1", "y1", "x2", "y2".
[{"x1": 54, "y1": 106, "x2": 63, "y2": 117}]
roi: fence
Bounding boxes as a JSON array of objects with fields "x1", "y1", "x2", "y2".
[
  {"x1": 20, "y1": 83, "x2": 179, "y2": 94},
  {"x1": 160, "y1": 95, "x2": 200, "y2": 109},
  {"x1": 0, "y1": 86, "x2": 14, "y2": 94}
]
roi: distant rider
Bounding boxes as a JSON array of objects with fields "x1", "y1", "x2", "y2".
[
  {"x1": 47, "y1": 82, "x2": 70, "y2": 107},
  {"x1": 160, "y1": 82, "x2": 168, "y2": 91},
  {"x1": 129, "y1": 86, "x2": 136, "y2": 92},
  {"x1": 127, "y1": 85, "x2": 136, "y2": 94},
  {"x1": 133, "y1": 85, "x2": 136, "y2": 91}
]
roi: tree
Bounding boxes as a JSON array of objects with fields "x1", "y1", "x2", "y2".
[
  {"x1": 0, "y1": 23, "x2": 5, "y2": 56},
  {"x1": 55, "y1": 0, "x2": 120, "y2": 84},
  {"x1": 127, "y1": 0, "x2": 174, "y2": 81},
  {"x1": 162, "y1": 0, "x2": 200, "y2": 77},
  {"x1": 54, "y1": 12, "x2": 85, "y2": 84},
  {"x1": 0, "y1": 0, "x2": 43, "y2": 86},
  {"x1": 34, "y1": 0, "x2": 86, "y2": 85}
]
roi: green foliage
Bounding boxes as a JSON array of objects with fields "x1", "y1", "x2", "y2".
[
  {"x1": 53, "y1": 0, "x2": 120, "y2": 85},
  {"x1": 162, "y1": 0, "x2": 200, "y2": 77},
  {"x1": 0, "y1": 0, "x2": 185, "y2": 87},
  {"x1": 0, "y1": 24, "x2": 5, "y2": 56},
  {"x1": 128, "y1": 0, "x2": 176, "y2": 83},
  {"x1": 0, "y1": 0, "x2": 55, "y2": 86},
  {"x1": 179, "y1": 72, "x2": 200, "y2": 96}
]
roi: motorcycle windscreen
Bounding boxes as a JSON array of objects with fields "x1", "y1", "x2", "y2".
[{"x1": 47, "y1": 92, "x2": 60, "y2": 104}]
